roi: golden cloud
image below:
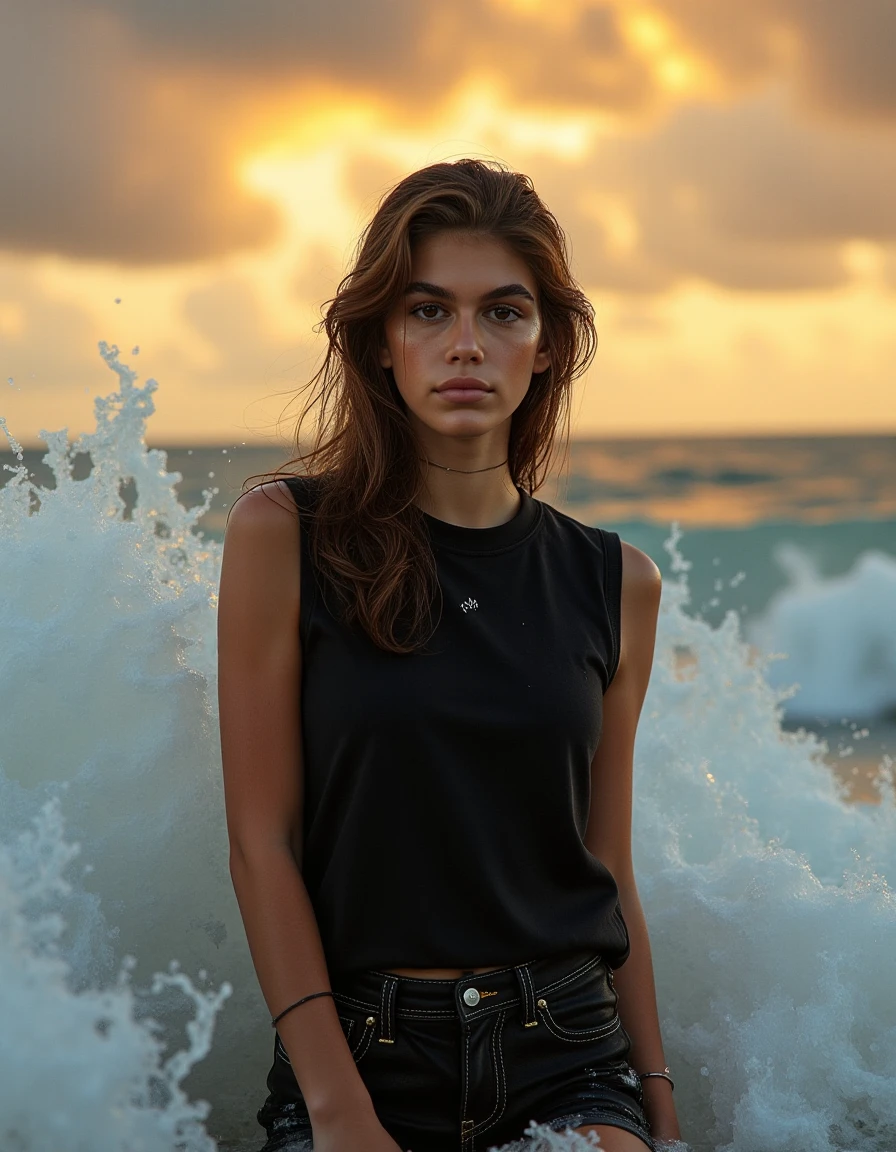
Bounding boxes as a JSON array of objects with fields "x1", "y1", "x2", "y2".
[{"x1": 3, "y1": 0, "x2": 896, "y2": 289}]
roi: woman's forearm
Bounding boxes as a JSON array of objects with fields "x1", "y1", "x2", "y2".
[
  {"x1": 229, "y1": 845, "x2": 373, "y2": 1123},
  {"x1": 613, "y1": 878, "x2": 681, "y2": 1139}
]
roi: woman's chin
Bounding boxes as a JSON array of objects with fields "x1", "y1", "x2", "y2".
[{"x1": 418, "y1": 412, "x2": 510, "y2": 443}]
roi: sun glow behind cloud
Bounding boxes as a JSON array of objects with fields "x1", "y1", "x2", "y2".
[{"x1": 620, "y1": 6, "x2": 717, "y2": 97}]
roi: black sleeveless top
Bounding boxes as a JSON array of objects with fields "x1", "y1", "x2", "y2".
[{"x1": 285, "y1": 477, "x2": 630, "y2": 975}]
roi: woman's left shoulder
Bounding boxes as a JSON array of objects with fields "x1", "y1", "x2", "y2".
[{"x1": 618, "y1": 539, "x2": 662, "y2": 592}]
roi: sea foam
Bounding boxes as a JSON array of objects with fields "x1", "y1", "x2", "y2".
[{"x1": 746, "y1": 542, "x2": 896, "y2": 721}]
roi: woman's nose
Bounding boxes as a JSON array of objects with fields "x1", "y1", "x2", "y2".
[{"x1": 446, "y1": 315, "x2": 484, "y2": 363}]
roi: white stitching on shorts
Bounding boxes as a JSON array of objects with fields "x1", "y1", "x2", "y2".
[
  {"x1": 470, "y1": 1009, "x2": 508, "y2": 1137},
  {"x1": 352, "y1": 1019, "x2": 375, "y2": 1061},
  {"x1": 459, "y1": 998, "x2": 521, "y2": 1023},
  {"x1": 539, "y1": 1006, "x2": 621, "y2": 1044},
  {"x1": 462, "y1": 1028, "x2": 472, "y2": 1138},
  {"x1": 521, "y1": 966, "x2": 538, "y2": 1024},
  {"x1": 378, "y1": 978, "x2": 389, "y2": 1043},
  {"x1": 333, "y1": 993, "x2": 379, "y2": 1013},
  {"x1": 383, "y1": 978, "x2": 396, "y2": 1042},
  {"x1": 395, "y1": 1007, "x2": 456, "y2": 1018}
]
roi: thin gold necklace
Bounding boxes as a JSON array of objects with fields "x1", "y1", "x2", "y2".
[{"x1": 425, "y1": 458, "x2": 508, "y2": 475}]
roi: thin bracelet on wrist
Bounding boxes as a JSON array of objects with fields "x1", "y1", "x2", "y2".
[
  {"x1": 638, "y1": 1067, "x2": 675, "y2": 1090},
  {"x1": 271, "y1": 990, "x2": 334, "y2": 1028}
]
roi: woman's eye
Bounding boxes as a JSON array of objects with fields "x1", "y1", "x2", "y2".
[
  {"x1": 488, "y1": 305, "x2": 522, "y2": 324},
  {"x1": 412, "y1": 303, "x2": 446, "y2": 321}
]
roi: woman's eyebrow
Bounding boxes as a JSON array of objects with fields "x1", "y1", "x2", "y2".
[{"x1": 404, "y1": 280, "x2": 536, "y2": 303}]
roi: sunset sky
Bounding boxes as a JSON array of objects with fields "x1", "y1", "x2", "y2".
[{"x1": 2, "y1": 0, "x2": 894, "y2": 446}]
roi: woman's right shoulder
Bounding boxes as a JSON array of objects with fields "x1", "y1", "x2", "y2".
[
  {"x1": 221, "y1": 483, "x2": 309, "y2": 602},
  {"x1": 219, "y1": 482, "x2": 304, "y2": 628},
  {"x1": 225, "y1": 480, "x2": 302, "y2": 542}
]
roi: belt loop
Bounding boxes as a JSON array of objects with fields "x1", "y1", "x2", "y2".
[
  {"x1": 378, "y1": 974, "x2": 398, "y2": 1044},
  {"x1": 514, "y1": 963, "x2": 539, "y2": 1028}
]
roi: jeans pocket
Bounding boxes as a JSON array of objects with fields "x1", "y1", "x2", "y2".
[
  {"x1": 274, "y1": 1009, "x2": 376, "y2": 1066},
  {"x1": 534, "y1": 959, "x2": 621, "y2": 1045},
  {"x1": 334, "y1": 1000, "x2": 379, "y2": 1063}
]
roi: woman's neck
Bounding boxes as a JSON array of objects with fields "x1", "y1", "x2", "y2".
[{"x1": 416, "y1": 464, "x2": 520, "y2": 529}]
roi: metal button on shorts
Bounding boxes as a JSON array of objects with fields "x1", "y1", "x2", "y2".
[{"x1": 462, "y1": 987, "x2": 480, "y2": 1007}]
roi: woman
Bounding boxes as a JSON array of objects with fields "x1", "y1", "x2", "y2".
[{"x1": 218, "y1": 159, "x2": 681, "y2": 1152}]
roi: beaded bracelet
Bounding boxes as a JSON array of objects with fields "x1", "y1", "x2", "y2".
[
  {"x1": 271, "y1": 990, "x2": 334, "y2": 1028},
  {"x1": 639, "y1": 1067, "x2": 675, "y2": 1090}
]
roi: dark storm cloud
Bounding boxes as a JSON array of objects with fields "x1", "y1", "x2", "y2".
[
  {"x1": 0, "y1": 2, "x2": 280, "y2": 265},
  {"x1": 788, "y1": 0, "x2": 896, "y2": 118},
  {"x1": 87, "y1": 0, "x2": 427, "y2": 82}
]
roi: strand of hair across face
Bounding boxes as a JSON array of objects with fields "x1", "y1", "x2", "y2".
[{"x1": 424, "y1": 458, "x2": 508, "y2": 475}]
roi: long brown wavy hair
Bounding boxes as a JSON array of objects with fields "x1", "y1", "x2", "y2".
[{"x1": 249, "y1": 158, "x2": 597, "y2": 654}]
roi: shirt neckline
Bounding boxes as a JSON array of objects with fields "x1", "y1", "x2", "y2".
[{"x1": 421, "y1": 488, "x2": 542, "y2": 554}]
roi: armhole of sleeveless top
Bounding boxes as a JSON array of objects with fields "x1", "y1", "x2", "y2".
[
  {"x1": 600, "y1": 527, "x2": 623, "y2": 688},
  {"x1": 281, "y1": 476, "x2": 320, "y2": 646}
]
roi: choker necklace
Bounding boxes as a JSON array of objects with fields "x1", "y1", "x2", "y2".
[{"x1": 425, "y1": 458, "x2": 508, "y2": 475}]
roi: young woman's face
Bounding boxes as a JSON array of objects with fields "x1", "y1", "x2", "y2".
[{"x1": 380, "y1": 230, "x2": 550, "y2": 451}]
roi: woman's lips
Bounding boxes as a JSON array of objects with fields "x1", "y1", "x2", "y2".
[{"x1": 435, "y1": 378, "x2": 492, "y2": 403}]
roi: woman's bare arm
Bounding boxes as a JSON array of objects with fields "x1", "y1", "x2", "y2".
[
  {"x1": 218, "y1": 483, "x2": 400, "y2": 1147},
  {"x1": 585, "y1": 542, "x2": 681, "y2": 1142}
]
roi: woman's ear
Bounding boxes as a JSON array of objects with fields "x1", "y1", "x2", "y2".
[
  {"x1": 532, "y1": 340, "x2": 551, "y2": 376},
  {"x1": 379, "y1": 339, "x2": 393, "y2": 370}
]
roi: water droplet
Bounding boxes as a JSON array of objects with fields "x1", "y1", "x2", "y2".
[
  {"x1": 131, "y1": 345, "x2": 140, "y2": 355},
  {"x1": 114, "y1": 297, "x2": 121, "y2": 304},
  {"x1": 6, "y1": 377, "x2": 13, "y2": 385},
  {"x1": 208, "y1": 471, "x2": 215, "y2": 478},
  {"x1": 700, "y1": 1066, "x2": 709, "y2": 1076}
]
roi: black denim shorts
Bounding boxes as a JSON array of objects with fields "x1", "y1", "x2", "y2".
[{"x1": 257, "y1": 950, "x2": 654, "y2": 1152}]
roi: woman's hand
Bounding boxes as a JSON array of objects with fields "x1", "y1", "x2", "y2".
[{"x1": 312, "y1": 1105, "x2": 408, "y2": 1152}]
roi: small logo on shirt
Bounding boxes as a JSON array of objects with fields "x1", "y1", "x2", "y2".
[{"x1": 461, "y1": 597, "x2": 479, "y2": 613}]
